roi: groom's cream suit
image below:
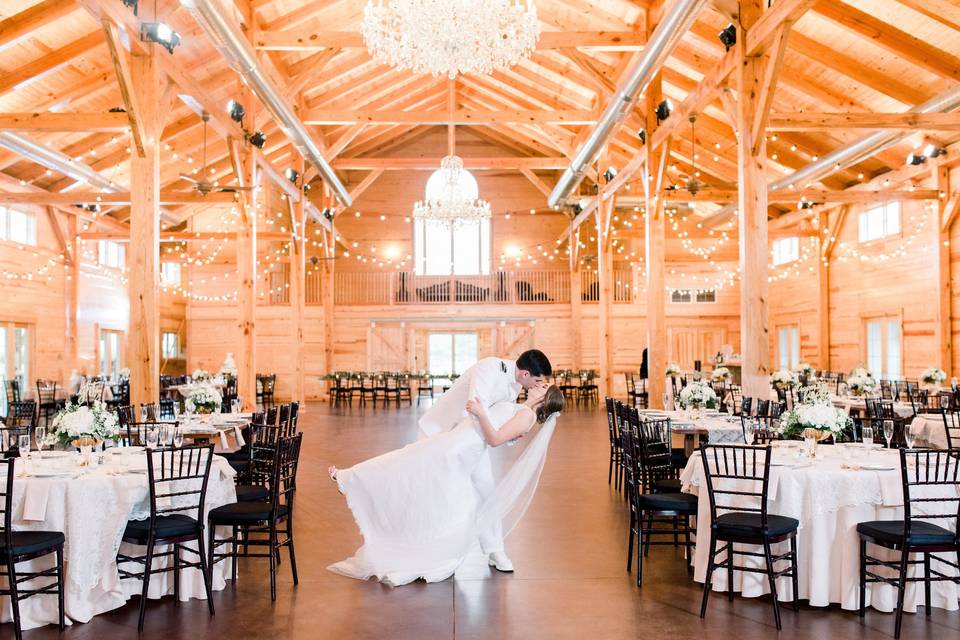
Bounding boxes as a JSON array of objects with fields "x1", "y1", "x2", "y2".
[{"x1": 418, "y1": 357, "x2": 522, "y2": 554}]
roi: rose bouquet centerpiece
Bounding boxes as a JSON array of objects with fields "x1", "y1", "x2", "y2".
[
  {"x1": 778, "y1": 387, "x2": 852, "y2": 453},
  {"x1": 665, "y1": 362, "x2": 682, "y2": 378},
  {"x1": 711, "y1": 366, "x2": 731, "y2": 383},
  {"x1": 192, "y1": 368, "x2": 212, "y2": 383},
  {"x1": 846, "y1": 367, "x2": 877, "y2": 397},
  {"x1": 678, "y1": 380, "x2": 718, "y2": 419},
  {"x1": 184, "y1": 384, "x2": 222, "y2": 415},
  {"x1": 920, "y1": 367, "x2": 946, "y2": 391},
  {"x1": 771, "y1": 369, "x2": 800, "y2": 390},
  {"x1": 48, "y1": 401, "x2": 120, "y2": 450}
]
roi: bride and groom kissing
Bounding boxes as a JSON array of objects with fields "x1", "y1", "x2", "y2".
[{"x1": 327, "y1": 349, "x2": 564, "y2": 586}]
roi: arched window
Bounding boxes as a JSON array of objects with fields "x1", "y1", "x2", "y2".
[{"x1": 413, "y1": 218, "x2": 491, "y2": 276}]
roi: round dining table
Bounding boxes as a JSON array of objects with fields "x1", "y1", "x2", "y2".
[
  {"x1": 680, "y1": 442, "x2": 959, "y2": 614},
  {"x1": 0, "y1": 449, "x2": 237, "y2": 630}
]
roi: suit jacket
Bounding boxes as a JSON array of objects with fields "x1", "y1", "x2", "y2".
[{"x1": 418, "y1": 357, "x2": 522, "y2": 437}]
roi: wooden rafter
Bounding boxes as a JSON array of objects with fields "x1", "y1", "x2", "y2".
[
  {"x1": 0, "y1": 113, "x2": 130, "y2": 132},
  {"x1": 768, "y1": 112, "x2": 960, "y2": 131},
  {"x1": 254, "y1": 30, "x2": 647, "y2": 51},
  {"x1": 302, "y1": 109, "x2": 598, "y2": 125}
]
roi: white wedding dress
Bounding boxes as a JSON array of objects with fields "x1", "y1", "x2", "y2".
[{"x1": 328, "y1": 402, "x2": 559, "y2": 586}]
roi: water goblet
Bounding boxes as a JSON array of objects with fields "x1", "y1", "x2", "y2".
[
  {"x1": 172, "y1": 402, "x2": 180, "y2": 420},
  {"x1": 882, "y1": 420, "x2": 894, "y2": 449},
  {"x1": 139, "y1": 405, "x2": 149, "y2": 422},
  {"x1": 742, "y1": 421, "x2": 755, "y2": 445},
  {"x1": 231, "y1": 399, "x2": 241, "y2": 414},
  {"x1": 862, "y1": 426, "x2": 874, "y2": 448},
  {"x1": 34, "y1": 425, "x2": 46, "y2": 454},
  {"x1": 18, "y1": 434, "x2": 31, "y2": 457},
  {"x1": 145, "y1": 427, "x2": 159, "y2": 450},
  {"x1": 905, "y1": 423, "x2": 917, "y2": 450},
  {"x1": 662, "y1": 392, "x2": 671, "y2": 411},
  {"x1": 173, "y1": 427, "x2": 184, "y2": 448}
]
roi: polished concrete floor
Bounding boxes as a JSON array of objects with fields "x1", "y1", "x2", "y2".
[{"x1": 28, "y1": 400, "x2": 960, "y2": 639}]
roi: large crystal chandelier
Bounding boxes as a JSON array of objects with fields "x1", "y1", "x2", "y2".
[
  {"x1": 361, "y1": 0, "x2": 541, "y2": 79},
  {"x1": 413, "y1": 155, "x2": 492, "y2": 228}
]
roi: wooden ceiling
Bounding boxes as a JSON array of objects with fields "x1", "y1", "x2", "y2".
[{"x1": 2, "y1": 0, "x2": 960, "y2": 231}]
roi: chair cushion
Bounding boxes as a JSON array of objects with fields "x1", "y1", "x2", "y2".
[
  {"x1": 0, "y1": 530, "x2": 64, "y2": 556},
  {"x1": 235, "y1": 484, "x2": 269, "y2": 502},
  {"x1": 123, "y1": 514, "x2": 200, "y2": 543},
  {"x1": 209, "y1": 501, "x2": 287, "y2": 526},
  {"x1": 653, "y1": 477, "x2": 683, "y2": 493},
  {"x1": 670, "y1": 450, "x2": 689, "y2": 469},
  {"x1": 857, "y1": 520, "x2": 957, "y2": 546},
  {"x1": 714, "y1": 512, "x2": 799, "y2": 538},
  {"x1": 637, "y1": 492, "x2": 698, "y2": 513}
]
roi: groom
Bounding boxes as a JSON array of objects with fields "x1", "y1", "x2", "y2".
[{"x1": 418, "y1": 349, "x2": 552, "y2": 573}]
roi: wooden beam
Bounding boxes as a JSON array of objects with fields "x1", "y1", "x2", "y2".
[
  {"x1": 254, "y1": 149, "x2": 301, "y2": 202},
  {"x1": 0, "y1": 112, "x2": 130, "y2": 132},
  {"x1": 255, "y1": 30, "x2": 647, "y2": 51},
  {"x1": 936, "y1": 166, "x2": 953, "y2": 376},
  {"x1": 520, "y1": 169, "x2": 553, "y2": 199},
  {"x1": 0, "y1": 191, "x2": 238, "y2": 205},
  {"x1": 286, "y1": 48, "x2": 341, "y2": 99},
  {"x1": 0, "y1": 32, "x2": 104, "y2": 97},
  {"x1": 656, "y1": 188, "x2": 940, "y2": 204},
  {"x1": 941, "y1": 192, "x2": 960, "y2": 232},
  {"x1": 0, "y1": 0, "x2": 77, "y2": 49},
  {"x1": 303, "y1": 108, "x2": 598, "y2": 125},
  {"x1": 822, "y1": 205, "x2": 849, "y2": 261},
  {"x1": 816, "y1": 211, "x2": 830, "y2": 370},
  {"x1": 44, "y1": 207, "x2": 72, "y2": 265},
  {"x1": 768, "y1": 112, "x2": 960, "y2": 131},
  {"x1": 750, "y1": 24, "x2": 790, "y2": 155},
  {"x1": 102, "y1": 17, "x2": 146, "y2": 157},
  {"x1": 331, "y1": 157, "x2": 569, "y2": 170}
]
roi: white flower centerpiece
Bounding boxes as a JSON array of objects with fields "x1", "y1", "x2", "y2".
[
  {"x1": 118, "y1": 367, "x2": 131, "y2": 380},
  {"x1": 779, "y1": 383, "x2": 852, "y2": 456},
  {"x1": 711, "y1": 366, "x2": 731, "y2": 383},
  {"x1": 920, "y1": 367, "x2": 946, "y2": 391},
  {"x1": 793, "y1": 362, "x2": 816, "y2": 383},
  {"x1": 185, "y1": 385, "x2": 222, "y2": 415},
  {"x1": 48, "y1": 401, "x2": 120, "y2": 451},
  {"x1": 771, "y1": 369, "x2": 800, "y2": 390},
  {"x1": 219, "y1": 352, "x2": 238, "y2": 378},
  {"x1": 678, "y1": 380, "x2": 718, "y2": 420},
  {"x1": 192, "y1": 368, "x2": 212, "y2": 383},
  {"x1": 846, "y1": 367, "x2": 878, "y2": 397},
  {"x1": 665, "y1": 362, "x2": 682, "y2": 378}
]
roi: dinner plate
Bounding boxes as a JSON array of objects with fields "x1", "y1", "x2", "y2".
[
  {"x1": 28, "y1": 470, "x2": 74, "y2": 478},
  {"x1": 37, "y1": 451, "x2": 71, "y2": 459},
  {"x1": 860, "y1": 464, "x2": 896, "y2": 471}
]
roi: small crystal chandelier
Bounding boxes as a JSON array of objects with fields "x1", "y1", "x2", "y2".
[
  {"x1": 413, "y1": 156, "x2": 491, "y2": 228},
  {"x1": 361, "y1": 0, "x2": 541, "y2": 79}
]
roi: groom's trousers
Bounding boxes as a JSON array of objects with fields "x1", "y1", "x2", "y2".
[{"x1": 472, "y1": 448, "x2": 504, "y2": 554}]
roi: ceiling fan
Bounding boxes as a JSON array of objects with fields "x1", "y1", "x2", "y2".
[
  {"x1": 666, "y1": 113, "x2": 706, "y2": 197},
  {"x1": 179, "y1": 112, "x2": 253, "y2": 196}
]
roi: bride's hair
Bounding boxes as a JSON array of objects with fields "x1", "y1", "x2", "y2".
[{"x1": 535, "y1": 385, "x2": 565, "y2": 423}]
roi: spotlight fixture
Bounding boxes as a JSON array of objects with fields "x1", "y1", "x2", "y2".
[
  {"x1": 906, "y1": 153, "x2": 927, "y2": 166},
  {"x1": 248, "y1": 130, "x2": 266, "y2": 149},
  {"x1": 322, "y1": 207, "x2": 334, "y2": 221},
  {"x1": 655, "y1": 99, "x2": 673, "y2": 124},
  {"x1": 718, "y1": 24, "x2": 737, "y2": 51},
  {"x1": 227, "y1": 100, "x2": 245, "y2": 123},
  {"x1": 141, "y1": 22, "x2": 181, "y2": 55},
  {"x1": 637, "y1": 128, "x2": 646, "y2": 145},
  {"x1": 923, "y1": 144, "x2": 945, "y2": 159},
  {"x1": 797, "y1": 200, "x2": 814, "y2": 210},
  {"x1": 309, "y1": 256, "x2": 320, "y2": 266},
  {"x1": 122, "y1": 0, "x2": 139, "y2": 15},
  {"x1": 572, "y1": 203, "x2": 583, "y2": 215},
  {"x1": 603, "y1": 167, "x2": 618, "y2": 182},
  {"x1": 284, "y1": 168, "x2": 299, "y2": 184}
]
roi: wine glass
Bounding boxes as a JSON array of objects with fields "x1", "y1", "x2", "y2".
[
  {"x1": 862, "y1": 426, "x2": 874, "y2": 448},
  {"x1": 172, "y1": 402, "x2": 180, "y2": 420},
  {"x1": 145, "y1": 427, "x2": 159, "y2": 450},
  {"x1": 139, "y1": 405, "x2": 149, "y2": 422},
  {"x1": 662, "y1": 392, "x2": 671, "y2": 411},
  {"x1": 231, "y1": 399, "x2": 241, "y2": 414},
  {"x1": 743, "y1": 420, "x2": 755, "y2": 446},
  {"x1": 905, "y1": 423, "x2": 917, "y2": 450},
  {"x1": 18, "y1": 434, "x2": 31, "y2": 457},
  {"x1": 882, "y1": 420, "x2": 894, "y2": 449},
  {"x1": 34, "y1": 425, "x2": 46, "y2": 455},
  {"x1": 173, "y1": 427, "x2": 184, "y2": 448}
]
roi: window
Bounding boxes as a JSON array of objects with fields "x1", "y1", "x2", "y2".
[
  {"x1": 414, "y1": 219, "x2": 490, "y2": 275},
  {"x1": 99, "y1": 329, "x2": 123, "y2": 380},
  {"x1": 0, "y1": 207, "x2": 37, "y2": 245},
  {"x1": 161, "y1": 261, "x2": 181, "y2": 285},
  {"x1": 777, "y1": 325, "x2": 800, "y2": 370},
  {"x1": 98, "y1": 240, "x2": 125, "y2": 269},
  {"x1": 671, "y1": 289, "x2": 716, "y2": 304},
  {"x1": 428, "y1": 333, "x2": 479, "y2": 379},
  {"x1": 858, "y1": 202, "x2": 900, "y2": 243},
  {"x1": 0, "y1": 323, "x2": 31, "y2": 417},
  {"x1": 772, "y1": 236, "x2": 799, "y2": 266},
  {"x1": 162, "y1": 332, "x2": 180, "y2": 359},
  {"x1": 865, "y1": 317, "x2": 901, "y2": 379}
]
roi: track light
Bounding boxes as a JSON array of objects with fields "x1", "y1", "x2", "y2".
[
  {"x1": 322, "y1": 207, "x2": 334, "y2": 220},
  {"x1": 718, "y1": 24, "x2": 737, "y2": 51},
  {"x1": 603, "y1": 167, "x2": 618, "y2": 182},
  {"x1": 906, "y1": 153, "x2": 927, "y2": 166},
  {"x1": 227, "y1": 100, "x2": 245, "y2": 123},
  {"x1": 248, "y1": 130, "x2": 266, "y2": 149},
  {"x1": 122, "y1": 0, "x2": 139, "y2": 15},
  {"x1": 284, "y1": 168, "x2": 299, "y2": 184},
  {"x1": 141, "y1": 22, "x2": 181, "y2": 54},
  {"x1": 655, "y1": 99, "x2": 673, "y2": 123},
  {"x1": 797, "y1": 200, "x2": 814, "y2": 210},
  {"x1": 309, "y1": 256, "x2": 320, "y2": 266},
  {"x1": 923, "y1": 144, "x2": 945, "y2": 159},
  {"x1": 637, "y1": 128, "x2": 646, "y2": 145},
  {"x1": 573, "y1": 203, "x2": 583, "y2": 215}
]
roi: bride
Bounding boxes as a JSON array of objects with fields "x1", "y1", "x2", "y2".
[{"x1": 327, "y1": 384, "x2": 565, "y2": 586}]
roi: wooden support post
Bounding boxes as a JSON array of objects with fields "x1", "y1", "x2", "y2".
[
  {"x1": 570, "y1": 259, "x2": 582, "y2": 370},
  {"x1": 936, "y1": 167, "x2": 953, "y2": 376},
  {"x1": 817, "y1": 211, "x2": 830, "y2": 371},
  {"x1": 321, "y1": 188, "x2": 336, "y2": 391},
  {"x1": 596, "y1": 196, "x2": 615, "y2": 397},
  {"x1": 235, "y1": 144, "x2": 257, "y2": 410},
  {"x1": 289, "y1": 152, "x2": 306, "y2": 405},
  {"x1": 66, "y1": 214, "x2": 79, "y2": 377},
  {"x1": 127, "y1": 51, "x2": 165, "y2": 407},
  {"x1": 737, "y1": 1, "x2": 772, "y2": 398}
]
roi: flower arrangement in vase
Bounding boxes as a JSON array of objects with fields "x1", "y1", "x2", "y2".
[
  {"x1": 678, "y1": 380, "x2": 718, "y2": 419},
  {"x1": 665, "y1": 362, "x2": 682, "y2": 378},
  {"x1": 920, "y1": 367, "x2": 946, "y2": 391},
  {"x1": 710, "y1": 367, "x2": 731, "y2": 382},
  {"x1": 185, "y1": 385, "x2": 222, "y2": 415},
  {"x1": 846, "y1": 367, "x2": 877, "y2": 397},
  {"x1": 771, "y1": 369, "x2": 799, "y2": 390},
  {"x1": 48, "y1": 401, "x2": 120, "y2": 450},
  {"x1": 192, "y1": 368, "x2": 212, "y2": 383},
  {"x1": 778, "y1": 386, "x2": 852, "y2": 455}
]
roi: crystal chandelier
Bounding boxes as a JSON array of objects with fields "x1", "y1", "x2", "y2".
[
  {"x1": 413, "y1": 156, "x2": 492, "y2": 228},
  {"x1": 361, "y1": 0, "x2": 541, "y2": 79}
]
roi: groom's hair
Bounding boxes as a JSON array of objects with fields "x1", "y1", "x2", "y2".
[{"x1": 516, "y1": 349, "x2": 552, "y2": 377}]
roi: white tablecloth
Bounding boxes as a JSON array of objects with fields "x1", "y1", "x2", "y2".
[
  {"x1": 832, "y1": 396, "x2": 914, "y2": 418},
  {"x1": 178, "y1": 414, "x2": 250, "y2": 453},
  {"x1": 681, "y1": 444, "x2": 959, "y2": 612},
  {"x1": 1, "y1": 452, "x2": 237, "y2": 630},
  {"x1": 639, "y1": 409, "x2": 744, "y2": 444},
  {"x1": 910, "y1": 414, "x2": 950, "y2": 450},
  {"x1": 171, "y1": 381, "x2": 227, "y2": 397}
]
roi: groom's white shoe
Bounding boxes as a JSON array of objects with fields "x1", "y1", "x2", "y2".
[{"x1": 488, "y1": 551, "x2": 514, "y2": 573}]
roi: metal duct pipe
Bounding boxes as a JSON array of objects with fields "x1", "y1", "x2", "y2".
[
  {"x1": 547, "y1": 0, "x2": 708, "y2": 208},
  {"x1": 770, "y1": 83, "x2": 960, "y2": 192},
  {"x1": 179, "y1": 0, "x2": 352, "y2": 206},
  {"x1": 0, "y1": 132, "x2": 120, "y2": 193}
]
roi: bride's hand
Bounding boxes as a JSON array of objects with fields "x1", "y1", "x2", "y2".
[{"x1": 465, "y1": 397, "x2": 486, "y2": 418}]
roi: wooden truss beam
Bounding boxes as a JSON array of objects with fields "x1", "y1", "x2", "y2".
[
  {"x1": 302, "y1": 109, "x2": 598, "y2": 125},
  {"x1": 330, "y1": 157, "x2": 569, "y2": 170},
  {"x1": 0, "y1": 191, "x2": 238, "y2": 205},
  {"x1": 767, "y1": 112, "x2": 960, "y2": 131},
  {"x1": 255, "y1": 31, "x2": 647, "y2": 51},
  {"x1": 0, "y1": 112, "x2": 130, "y2": 132}
]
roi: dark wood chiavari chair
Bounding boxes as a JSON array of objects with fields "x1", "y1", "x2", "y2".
[
  {"x1": 739, "y1": 395, "x2": 753, "y2": 418},
  {"x1": 35, "y1": 380, "x2": 61, "y2": 428},
  {"x1": 604, "y1": 398, "x2": 623, "y2": 490},
  {"x1": 740, "y1": 414, "x2": 780, "y2": 444},
  {"x1": 942, "y1": 409, "x2": 960, "y2": 450},
  {"x1": 396, "y1": 374, "x2": 413, "y2": 405},
  {"x1": 416, "y1": 375, "x2": 435, "y2": 405},
  {"x1": 4, "y1": 400, "x2": 36, "y2": 433},
  {"x1": 124, "y1": 420, "x2": 178, "y2": 448},
  {"x1": 4, "y1": 379, "x2": 21, "y2": 405},
  {"x1": 0, "y1": 457, "x2": 65, "y2": 640},
  {"x1": 357, "y1": 375, "x2": 378, "y2": 406},
  {"x1": 857, "y1": 449, "x2": 960, "y2": 639},
  {"x1": 699, "y1": 443, "x2": 800, "y2": 630},
  {"x1": 381, "y1": 375, "x2": 402, "y2": 407},
  {"x1": 866, "y1": 398, "x2": 907, "y2": 448},
  {"x1": 116, "y1": 445, "x2": 216, "y2": 631},
  {"x1": 256, "y1": 373, "x2": 277, "y2": 410},
  {"x1": 577, "y1": 370, "x2": 599, "y2": 404}
]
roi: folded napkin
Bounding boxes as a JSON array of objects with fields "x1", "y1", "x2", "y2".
[
  {"x1": 233, "y1": 425, "x2": 246, "y2": 447},
  {"x1": 22, "y1": 479, "x2": 52, "y2": 522},
  {"x1": 219, "y1": 430, "x2": 229, "y2": 451}
]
